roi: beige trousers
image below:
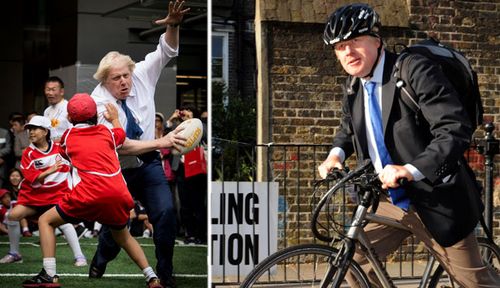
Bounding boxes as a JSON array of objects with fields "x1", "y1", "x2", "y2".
[{"x1": 347, "y1": 196, "x2": 500, "y2": 288}]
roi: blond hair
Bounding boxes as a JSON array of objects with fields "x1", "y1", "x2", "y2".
[{"x1": 93, "y1": 51, "x2": 136, "y2": 82}]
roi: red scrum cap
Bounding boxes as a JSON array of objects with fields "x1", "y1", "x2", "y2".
[{"x1": 68, "y1": 93, "x2": 97, "y2": 122}]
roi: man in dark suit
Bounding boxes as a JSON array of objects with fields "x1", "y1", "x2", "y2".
[{"x1": 318, "y1": 4, "x2": 499, "y2": 287}]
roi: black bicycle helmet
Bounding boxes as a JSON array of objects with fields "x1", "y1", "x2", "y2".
[{"x1": 323, "y1": 3, "x2": 381, "y2": 46}]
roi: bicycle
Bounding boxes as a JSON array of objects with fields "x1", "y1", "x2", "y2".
[{"x1": 240, "y1": 160, "x2": 499, "y2": 288}]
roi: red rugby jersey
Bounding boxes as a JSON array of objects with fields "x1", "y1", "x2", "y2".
[
  {"x1": 17, "y1": 142, "x2": 71, "y2": 206},
  {"x1": 57, "y1": 124, "x2": 132, "y2": 226}
]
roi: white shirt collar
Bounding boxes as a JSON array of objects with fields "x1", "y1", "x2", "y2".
[{"x1": 51, "y1": 99, "x2": 67, "y2": 109}]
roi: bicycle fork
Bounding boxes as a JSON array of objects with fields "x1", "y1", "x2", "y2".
[
  {"x1": 318, "y1": 238, "x2": 355, "y2": 288},
  {"x1": 319, "y1": 205, "x2": 368, "y2": 288}
]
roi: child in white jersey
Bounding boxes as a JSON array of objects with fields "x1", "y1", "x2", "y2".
[{"x1": 4, "y1": 116, "x2": 87, "y2": 270}]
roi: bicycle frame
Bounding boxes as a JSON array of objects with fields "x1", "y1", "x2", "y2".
[
  {"x1": 241, "y1": 160, "x2": 497, "y2": 288},
  {"x1": 337, "y1": 200, "x2": 437, "y2": 288}
]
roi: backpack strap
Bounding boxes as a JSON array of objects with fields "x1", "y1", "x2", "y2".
[
  {"x1": 479, "y1": 214, "x2": 496, "y2": 246},
  {"x1": 394, "y1": 52, "x2": 420, "y2": 113}
]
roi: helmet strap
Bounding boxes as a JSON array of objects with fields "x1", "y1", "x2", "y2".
[{"x1": 362, "y1": 37, "x2": 383, "y2": 79}]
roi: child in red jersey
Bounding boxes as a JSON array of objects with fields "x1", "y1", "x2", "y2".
[
  {"x1": 23, "y1": 93, "x2": 185, "y2": 288},
  {"x1": 4, "y1": 116, "x2": 87, "y2": 268}
]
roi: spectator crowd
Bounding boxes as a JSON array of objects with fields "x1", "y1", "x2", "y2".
[{"x1": 0, "y1": 81, "x2": 208, "y2": 245}]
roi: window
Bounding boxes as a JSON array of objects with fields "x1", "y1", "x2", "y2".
[{"x1": 212, "y1": 32, "x2": 228, "y2": 84}]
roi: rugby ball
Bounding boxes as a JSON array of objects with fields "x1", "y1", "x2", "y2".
[{"x1": 171, "y1": 118, "x2": 204, "y2": 155}]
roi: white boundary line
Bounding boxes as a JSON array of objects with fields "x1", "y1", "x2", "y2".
[
  {"x1": 0, "y1": 273, "x2": 207, "y2": 278},
  {"x1": 0, "y1": 241, "x2": 207, "y2": 248}
]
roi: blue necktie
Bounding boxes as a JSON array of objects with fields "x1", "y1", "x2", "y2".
[
  {"x1": 121, "y1": 99, "x2": 143, "y2": 139},
  {"x1": 365, "y1": 81, "x2": 410, "y2": 210}
]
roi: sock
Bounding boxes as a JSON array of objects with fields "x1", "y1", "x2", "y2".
[
  {"x1": 143, "y1": 266, "x2": 158, "y2": 282},
  {"x1": 6, "y1": 220, "x2": 21, "y2": 255},
  {"x1": 94, "y1": 222, "x2": 102, "y2": 232},
  {"x1": 43, "y1": 257, "x2": 57, "y2": 277},
  {"x1": 58, "y1": 223, "x2": 85, "y2": 259},
  {"x1": 22, "y1": 226, "x2": 30, "y2": 233}
]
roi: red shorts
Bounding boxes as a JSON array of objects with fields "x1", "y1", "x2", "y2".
[{"x1": 57, "y1": 173, "x2": 134, "y2": 227}]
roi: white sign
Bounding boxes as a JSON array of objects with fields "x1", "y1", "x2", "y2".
[{"x1": 211, "y1": 181, "x2": 278, "y2": 277}]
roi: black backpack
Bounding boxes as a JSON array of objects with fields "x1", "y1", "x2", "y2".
[
  {"x1": 393, "y1": 38, "x2": 483, "y2": 129},
  {"x1": 394, "y1": 38, "x2": 497, "y2": 242}
]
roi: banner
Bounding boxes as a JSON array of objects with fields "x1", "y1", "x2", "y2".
[{"x1": 211, "y1": 181, "x2": 278, "y2": 277}]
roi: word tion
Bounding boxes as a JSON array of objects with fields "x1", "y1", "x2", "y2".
[{"x1": 211, "y1": 181, "x2": 278, "y2": 277}]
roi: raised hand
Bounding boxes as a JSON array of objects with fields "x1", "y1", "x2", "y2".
[{"x1": 154, "y1": 0, "x2": 190, "y2": 27}]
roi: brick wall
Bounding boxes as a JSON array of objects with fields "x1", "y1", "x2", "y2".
[
  {"x1": 258, "y1": 0, "x2": 408, "y2": 27},
  {"x1": 261, "y1": 0, "x2": 500, "y2": 243}
]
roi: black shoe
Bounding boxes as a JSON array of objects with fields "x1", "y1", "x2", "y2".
[
  {"x1": 22, "y1": 268, "x2": 61, "y2": 287},
  {"x1": 161, "y1": 276, "x2": 176, "y2": 288},
  {"x1": 88, "y1": 257, "x2": 105, "y2": 278}
]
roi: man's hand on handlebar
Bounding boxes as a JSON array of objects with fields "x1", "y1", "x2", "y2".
[
  {"x1": 378, "y1": 164, "x2": 413, "y2": 189},
  {"x1": 318, "y1": 154, "x2": 343, "y2": 179}
]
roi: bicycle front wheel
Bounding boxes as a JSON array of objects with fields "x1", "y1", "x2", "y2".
[
  {"x1": 428, "y1": 237, "x2": 500, "y2": 288},
  {"x1": 240, "y1": 243, "x2": 370, "y2": 288}
]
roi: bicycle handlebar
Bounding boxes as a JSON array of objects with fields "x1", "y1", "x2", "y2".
[{"x1": 311, "y1": 160, "x2": 388, "y2": 242}]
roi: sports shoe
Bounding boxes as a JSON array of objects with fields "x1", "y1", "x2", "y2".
[
  {"x1": 147, "y1": 277, "x2": 164, "y2": 288},
  {"x1": 83, "y1": 230, "x2": 93, "y2": 238},
  {"x1": 142, "y1": 229, "x2": 152, "y2": 238},
  {"x1": 22, "y1": 230, "x2": 33, "y2": 237},
  {"x1": 74, "y1": 256, "x2": 88, "y2": 267},
  {"x1": 22, "y1": 268, "x2": 60, "y2": 287},
  {"x1": 0, "y1": 252, "x2": 23, "y2": 264}
]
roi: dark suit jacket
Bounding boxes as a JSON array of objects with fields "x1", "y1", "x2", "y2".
[{"x1": 332, "y1": 50, "x2": 483, "y2": 247}]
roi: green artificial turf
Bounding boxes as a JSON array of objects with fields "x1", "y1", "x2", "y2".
[{"x1": 0, "y1": 236, "x2": 207, "y2": 287}]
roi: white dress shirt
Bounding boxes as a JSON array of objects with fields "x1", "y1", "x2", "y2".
[
  {"x1": 44, "y1": 99, "x2": 72, "y2": 141},
  {"x1": 92, "y1": 33, "x2": 178, "y2": 141}
]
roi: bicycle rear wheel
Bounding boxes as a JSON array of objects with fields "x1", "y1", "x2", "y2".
[
  {"x1": 428, "y1": 237, "x2": 500, "y2": 288},
  {"x1": 240, "y1": 243, "x2": 370, "y2": 288}
]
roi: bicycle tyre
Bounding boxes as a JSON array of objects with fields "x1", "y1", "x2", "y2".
[
  {"x1": 240, "y1": 243, "x2": 370, "y2": 288},
  {"x1": 427, "y1": 237, "x2": 500, "y2": 288}
]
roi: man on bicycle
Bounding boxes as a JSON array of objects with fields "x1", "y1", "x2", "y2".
[{"x1": 318, "y1": 3, "x2": 499, "y2": 287}]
